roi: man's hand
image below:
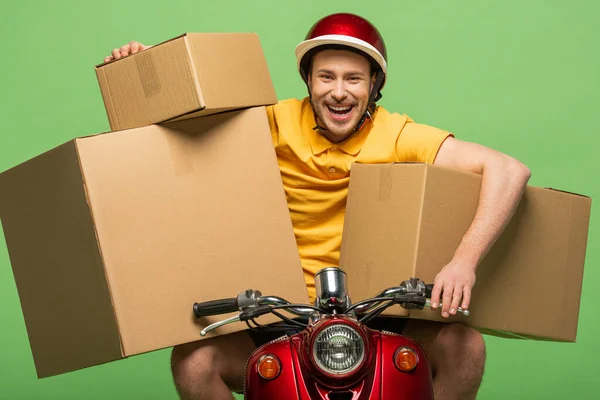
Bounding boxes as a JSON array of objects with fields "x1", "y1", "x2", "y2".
[
  {"x1": 103, "y1": 41, "x2": 150, "y2": 64},
  {"x1": 430, "y1": 260, "x2": 476, "y2": 318},
  {"x1": 430, "y1": 136, "x2": 531, "y2": 318}
]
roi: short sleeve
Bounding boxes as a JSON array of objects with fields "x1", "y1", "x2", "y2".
[
  {"x1": 395, "y1": 120, "x2": 454, "y2": 164},
  {"x1": 265, "y1": 104, "x2": 279, "y2": 147}
]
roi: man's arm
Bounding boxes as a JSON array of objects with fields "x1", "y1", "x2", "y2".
[{"x1": 430, "y1": 137, "x2": 531, "y2": 317}]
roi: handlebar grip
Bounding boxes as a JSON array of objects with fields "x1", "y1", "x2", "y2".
[
  {"x1": 425, "y1": 284, "x2": 434, "y2": 298},
  {"x1": 193, "y1": 298, "x2": 239, "y2": 317}
]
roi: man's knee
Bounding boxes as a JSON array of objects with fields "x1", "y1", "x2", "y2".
[
  {"x1": 437, "y1": 323, "x2": 486, "y2": 382},
  {"x1": 170, "y1": 331, "x2": 256, "y2": 398},
  {"x1": 171, "y1": 341, "x2": 219, "y2": 388},
  {"x1": 437, "y1": 323, "x2": 486, "y2": 360}
]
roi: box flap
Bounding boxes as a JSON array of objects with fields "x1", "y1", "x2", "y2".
[{"x1": 0, "y1": 142, "x2": 123, "y2": 378}]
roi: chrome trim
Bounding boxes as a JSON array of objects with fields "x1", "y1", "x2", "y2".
[
  {"x1": 315, "y1": 267, "x2": 349, "y2": 310},
  {"x1": 200, "y1": 315, "x2": 241, "y2": 336},
  {"x1": 257, "y1": 296, "x2": 315, "y2": 316},
  {"x1": 352, "y1": 287, "x2": 405, "y2": 313}
]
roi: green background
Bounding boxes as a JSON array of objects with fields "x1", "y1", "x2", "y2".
[{"x1": 0, "y1": 0, "x2": 598, "y2": 398}]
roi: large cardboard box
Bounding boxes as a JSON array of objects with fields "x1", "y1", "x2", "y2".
[
  {"x1": 0, "y1": 107, "x2": 308, "y2": 378},
  {"x1": 96, "y1": 33, "x2": 278, "y2": 131},
  {"x1": 340, "y1": 163, "x2": 591, "y2": 342}
]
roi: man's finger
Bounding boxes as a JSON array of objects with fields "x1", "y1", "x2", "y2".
[
  {"x1": 130, "y1": 41, "x2": 140, "y2": 54},
  {"x1": 441, "y1": 282, "x2": 453, "y2": 318},
  {"x1": 112, "y1": 48, "x2": 121, "y2": 60},
  {"x1": 430, "y1": 281, "x2": 443, "y2": 309},
  {"x1": 450, "y1": 284, "x2": 462, "y2": 315},
  {"x1": 104, "y1": 55, "x2": 113, "y2": 63},
  {"x1": 120, "y1": 44, "x2": 131, "y2": 57},
  {"x1": 462, "y1": 285, "x2": 472, "y2": 310}
]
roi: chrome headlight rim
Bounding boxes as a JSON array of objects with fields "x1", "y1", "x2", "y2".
[{"x1": 310, "y1": 321, "x2": 366, "y2": 377}]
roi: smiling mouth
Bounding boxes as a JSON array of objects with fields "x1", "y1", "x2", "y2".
[{"x1": 327, "y1": 104, "x2": 354, "y2": 118}]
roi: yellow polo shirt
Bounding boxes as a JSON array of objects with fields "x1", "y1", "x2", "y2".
[{"x1": 266, "y1": 97, "x2": 452, "y2": 301}]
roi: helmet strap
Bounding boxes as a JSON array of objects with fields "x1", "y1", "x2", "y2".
[{"x1": 349, "y1": 69, "x2": 385, "y2": 133}]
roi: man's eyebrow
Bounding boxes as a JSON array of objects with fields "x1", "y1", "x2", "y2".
[
  {"x1": 315, "y1": 68, "x2": 367, "y2": 77},
  {"x1": 315, "y1": 68, "x2": 334, "y2": 75}
]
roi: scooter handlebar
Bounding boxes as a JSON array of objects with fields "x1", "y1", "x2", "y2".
[{"x1": 193, "y1": 298, "x2": 239, "y2": 317}]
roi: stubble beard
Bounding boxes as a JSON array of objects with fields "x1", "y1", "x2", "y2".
[{"x1": 310, "y1": 97, "x2": 368, "y2": 141}]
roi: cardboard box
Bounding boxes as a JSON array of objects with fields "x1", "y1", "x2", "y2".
[
  {"x1": 96, "y1": 33, "x2": 278, "y2": 131},
  {"x1": 0, "y1": 107, "x2": 308, "y2": 378},
  {"x1": 339, "y1": 163, "x2": 591, "y2": 342}
]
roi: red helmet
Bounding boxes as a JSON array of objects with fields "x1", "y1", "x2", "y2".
[{"x1": 295, "y1": 13, "x2": 388, "y2": 93}]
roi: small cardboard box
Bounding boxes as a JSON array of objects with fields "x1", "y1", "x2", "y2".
[
  {"x1": 96, "y1": 33, "x2": 278, "y2": 131},
  {"x1": 339, "y1": 163, "x2": 591, "y2": 342},
  {"x1": 0, "y1": 107, "x2": 308, "y2": 378}
]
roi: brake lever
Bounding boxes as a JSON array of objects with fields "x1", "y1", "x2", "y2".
[
  {"x1": 425, "y1": 299, "x2": 470, "y2": 317},
  {"x1": 199, "y1": 304, "x2": 276, "y2": 337},
  {"x1": 200, "y1": 314, "x2": 241, "y2": 337}
]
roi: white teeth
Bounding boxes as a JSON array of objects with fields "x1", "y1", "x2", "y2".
[{"x1": 328, "y1": 105, "x2": 352, "y2": 112}]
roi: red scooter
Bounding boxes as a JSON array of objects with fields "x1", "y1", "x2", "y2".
[{"x1": 193, "y1": 267, "x2": 469, "y2": 400}]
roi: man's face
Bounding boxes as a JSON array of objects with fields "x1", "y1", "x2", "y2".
[{"x1": 308, "y1": 49, "x2": 374, "y2": 143}]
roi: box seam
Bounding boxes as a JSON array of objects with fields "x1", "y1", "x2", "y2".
[
  {"x1": 74, "y1": 140, "x2": 127, "y2": 357},
  {"x1": 568, "y1": 198, "x2": 592, "y2": 342},
  {"x1": 559, "y1": 198, "x2": 575, "y2": 339},
  {"x1": 407, "y1": 165, "x2": 428, "y2": 318},
  {"x1": 96, "y1": 68, "x2": 119, "y2": 131},
  {"x1": 183, "y1": 35, "x2": 206, "y2": 109}
]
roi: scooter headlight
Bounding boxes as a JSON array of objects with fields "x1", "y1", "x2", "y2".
[{"x1": 312, "y1": 323, "x2": 365, "y2": 375}]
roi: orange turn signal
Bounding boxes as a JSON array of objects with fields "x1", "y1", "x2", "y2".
[
  {"x1": 257, "y1": 354, "x2": 281, "y2": 380},
  {"x1": 394, "y1": 347, "x2": 418, "y2": 372}
]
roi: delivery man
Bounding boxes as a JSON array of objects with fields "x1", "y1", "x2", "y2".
[{"x1": 104, "y1": 13, "x2": 531, "y2": 400}]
